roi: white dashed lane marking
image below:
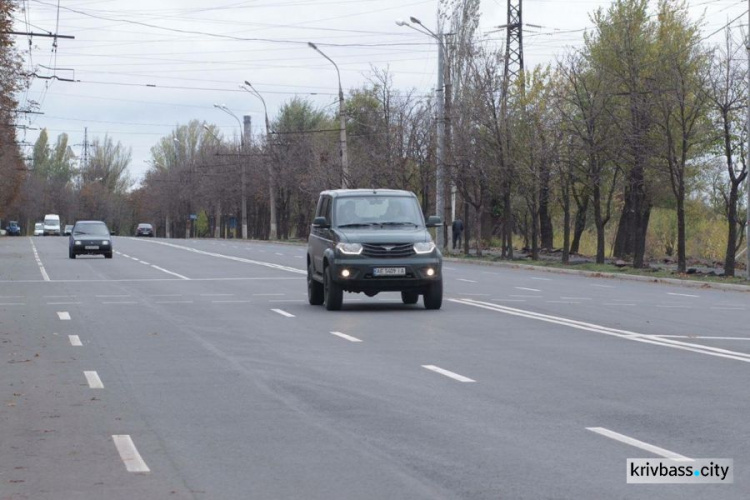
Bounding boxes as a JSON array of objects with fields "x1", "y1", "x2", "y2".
[
  {"x1": 422, "y1": 365, "x2": 476, "y2": 383},
  {"x1": 84, "y1": 371, "x2": 104, "y2": 389},
  {"x1": 457, "y1": 278, "x2": 477, "y2": 283},
  {"x1": 271, "y1": 308, "x2": 295, "y2": 318},
  {"x1": 331, "y1": 331, "x2": 363, "y2": 343},
  {"x1": 69, "y1": 335, "x2": 82, "y2": 346},
  {"x1": 57, "y1": 311, "x2": 71, "y2": 321},
  {"x1": 515, "y1": 287, "x2": 541, "y2": 292},
  {"x1": 587, "y1": 427, "x2": 691, "y2": 461},
  {"x1": 112, "y1": 435, "x2": 151, "y2": 473}
]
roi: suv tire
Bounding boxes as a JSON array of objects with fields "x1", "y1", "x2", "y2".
[
  {"x1": 401, "y1": 291, "x2": 419, "y2": 304},
  {"x1": 308, "y1": 262, "x2": 324, "y2": 305},
  {"x1": 423, "y1": 279, "x2": 443, "y2": 310},
  {"x1": 69, "y1": 249, "x2": 76, "y2": 259},
  {"x1": 324, "y1": 265, "x2": 343, "y2": 311}
]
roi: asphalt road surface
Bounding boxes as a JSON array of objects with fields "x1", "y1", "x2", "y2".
[{"x1": 2, "y1": 236, "x2": 748, "y2": 499}]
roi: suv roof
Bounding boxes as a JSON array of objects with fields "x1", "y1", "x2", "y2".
[{"x1": 320, "y1": 189, "x2": 417, "y2": 199}]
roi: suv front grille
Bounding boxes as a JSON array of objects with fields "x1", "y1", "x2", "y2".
[{"x1": 362, "y1": 243, "x2": 415, "y2": 258}]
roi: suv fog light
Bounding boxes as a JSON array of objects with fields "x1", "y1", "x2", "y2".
[
  {"x1": 426, "y1": 268, "x2": 435, "y2": 277},
  {"x1": 341, "y1": 269, "x2": 351, "y2": 278}
]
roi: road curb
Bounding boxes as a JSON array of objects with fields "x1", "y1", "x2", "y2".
[{"x1": 443, "y1": 257, "x2": 750, "y2": 293}]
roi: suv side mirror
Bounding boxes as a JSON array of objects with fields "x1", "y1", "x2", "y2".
[
  {"x1": 426, "y1": 216, "x2": 442, "y2": 228},
  {"x1": 312, "y1": 216, "x2": 330, "y2": 228}
]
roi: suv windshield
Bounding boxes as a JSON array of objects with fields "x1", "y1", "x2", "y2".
[
  {"x1": 73, "y1": 223, "x2": 109, "y2": 236},
  {"x1": 334, "y1": 196, "x2": 423, "y2": 228}
]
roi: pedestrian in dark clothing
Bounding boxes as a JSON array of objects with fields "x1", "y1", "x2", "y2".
[{"x1": 452, "y1": 218, "x2": 464, "y2": 250}]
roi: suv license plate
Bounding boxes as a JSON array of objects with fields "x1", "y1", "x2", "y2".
[
  {"x1": 373, "y1": 267, "x2": 406, "y2": 277},
  {"x1": 85, "y1": 245, "x2": 99, "y2": 250}
]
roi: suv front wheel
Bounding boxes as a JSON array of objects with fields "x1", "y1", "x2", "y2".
[
  {"x1": 324, "y1": 266, "x2": 343, "y2": 311},
  {"x1": 423, "y1": 279, "x2": 443, "y2": 310}
]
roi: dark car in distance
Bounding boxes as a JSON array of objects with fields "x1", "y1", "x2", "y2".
[
  {"x1": 6, "y1": 221, "x2": 21, "y2": 236},
  {"x1": 136, "y1": 223, "x2": 154, "y2": 237},
  {"x1": 69, "y1": 221, "x2": 113, "y2": 259},
  {"x1": 307, "y1": 189, "x2": 443, "y2": 311}
]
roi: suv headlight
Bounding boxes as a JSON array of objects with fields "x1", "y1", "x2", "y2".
[
  {"x1": 102, "y1": 240, "x2": 110, "y2": 245},
  {"x1": 336, "y1": 242, "x2": 363, "y2": 255},
  {"x1": 414, "y1": 242, "x2": 435, "y2": 254},
  {"x1": 75, "y1": 240, "x2": 82, "y2": 246}
]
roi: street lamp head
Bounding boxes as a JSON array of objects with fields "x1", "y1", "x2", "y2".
[
  {"x1": 395, "y1": 19, "x2": 408, "y2": 27},
  {"x1": 307, "y1": 41, "x2": 318, "y2": 50},
  {"x1": 409, "y1": 16, "x2": 421, "y2": 25},
  {"x1": 244, "y1": 80, "x2": 252, "y2": 86}
]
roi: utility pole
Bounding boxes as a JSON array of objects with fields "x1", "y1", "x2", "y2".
[
  {"x1": 436, "y1": 26, "x2": 446, "y2": 250},
  {"x1": 243, "y1": 81, "x2": 279, "y2": 240},
  {"x1": 308, "y1": 42, "x2": 349, "y2": 188},
  {"x1": 746, "y1": 2, "x2": 750, "y2": 278}
]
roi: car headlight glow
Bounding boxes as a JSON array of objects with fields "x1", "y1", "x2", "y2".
[
  {"x1": 102, "y1": 240, "x2": 110, "y2": 245},
  {"x1": 75, "y1": 240, "x2": 82, "y2": 246},
  {"x1": 336, "y1": 242, "x2": 363, "y2": 255},
  {"x1": 413, "y1": 241, "x2": 436, "y2": 254}
]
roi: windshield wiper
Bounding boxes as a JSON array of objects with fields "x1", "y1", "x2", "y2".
[
  {"x1": 378, "y1": 221, "x2": 419, "y2": 227},
  {"x1": 73, "y1": 232, "x2": 89, "y2": 235},
  {"x1": 337, "y1": 223, "x2": 376, "y2": 228}
]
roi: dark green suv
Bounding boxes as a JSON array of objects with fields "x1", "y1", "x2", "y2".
[{"x1": 307, "y1": 189, "x2": 443, "y2": 311}]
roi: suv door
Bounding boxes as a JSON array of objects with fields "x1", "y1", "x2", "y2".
[{"x1": 310, "y1": 195, "x2": 332, "y2": 276}]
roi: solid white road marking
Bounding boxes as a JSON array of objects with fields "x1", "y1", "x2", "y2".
[
  {"x1": 603, "y1": 303, "x2": 636, "y2": 306},
  {"x1": 457, "y1": 278, "x2": 477, "y2": 283},
  {"x1": 710, "y1": 306, "x2": 746, "y2": 311},
  {"x1": 515, "y1": 287, "x2": 541, "y2": 292},
  {"x1": 57, "y1": 311, "x2": 71, "y2": 320},
  {"x1": 155, "y1": 300, "x2": 194, "y2": 304},
  {"x1": 271, "y1": 308, "x2": 295, "y2": 318},
  {"x1": 331, "y1": 331, "x2": 363, "y2": 343},
  {"x1": 200, "y1": 293, "x2": 234, "y2": 297},
  {"x1": 84, "y1": 371, "x2": 104, "y2": 389},
  {"x1": 654, "y1": 335, "x2": 750, "y2": 340},
  {"x1": 29, "y1": 238, "x2": 50, "y2": 281},
  {"x1": 586, "y1": 427, "x2": 692, "y2": 461},
  {"x1": 668, "y1": 292, "x2": 699, "y2": 298},
  {"x1": 560, "y1": 297, "x2": 592, "y2": 300},
  {"x1": 112, "y1": 435, "x2": 150, "y2": 473},
  {"x1": 69, "y1": 335, "x2": 83, "y2": 346},
  {"x1": 47, "y1": 302, "x2": 82, "y2": 305},
  {"x1": 450, "y1": 298, "x2": 750, "y2": 364},
  {"x1": 422, "y1": 365, "x2": 476, "y2": 383},
  {"x1": 253, "y1": 293, "x2": 286, "y2": 296},
  {"x1": 0, "y1": 302, "x2": 25, "y2": 306},
  {"x1": 530, "y1": 277, "x2": 552, "y2": 281},
  {"x1": 132, "y1": 239, "x2": 306, "y2": 275},
  {"x1": 150, "y1": 265, "x2": 190, "y2": 280}
]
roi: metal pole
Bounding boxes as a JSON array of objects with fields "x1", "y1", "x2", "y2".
[
  {"x1": 436, "y1": 30, "x2": 446, "y2": 250},
  {"x1": 338, "y1": 83, "x2": 349, "y2": 188},
  {"x1": 747, "y1": 4, "x2": 750, "y2": 278},
  {"x1": 240, "y1": 136, "x2": 247, "y2": 240}
]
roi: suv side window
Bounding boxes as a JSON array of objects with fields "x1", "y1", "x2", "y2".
[{"x1": 322, "y1": 196, "x2": 332, "y2": 223}]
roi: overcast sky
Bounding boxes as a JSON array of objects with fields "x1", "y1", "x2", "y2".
[{"x1": 12, "y1": 0, "x2": 748, "y2": 183}]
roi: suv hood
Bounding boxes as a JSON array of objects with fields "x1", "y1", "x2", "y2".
[{"x1": 336, "y1": 227, "x2": 430, "y2": 244}]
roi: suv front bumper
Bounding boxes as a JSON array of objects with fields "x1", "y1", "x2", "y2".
[{"x1": 329, "y1": 255, "x2": 442, "y2": 293}]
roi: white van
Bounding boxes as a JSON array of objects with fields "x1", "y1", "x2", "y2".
[{"x1": 43, "y1": 214, "x2": 61, "y2": 236}]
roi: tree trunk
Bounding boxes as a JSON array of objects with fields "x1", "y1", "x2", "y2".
[
  {"x1": 570, "y1": 196, "x2": 588, "y2": 255},
  {"x1": 724, "y1": 185, "x2": 739, "y2": 277},
  {"x1": 539, "y1": 172, "x2": 553, "y2": 250},
  {"x1": 562, "y1": 187, "x2": 570, "y2": 265},
  {"x1": 676, "y1": 186, "x2": 686, "y2": 273},
  {"x1": 502, "y1": 179, "x2": 513, "y2": 258},
  {"x1": 593, "y1": 185, "x2": 606, "y2": 264},
  {"x1": 463, "y1": 199, "x2": 470, "y2": 256},
  {"x1": 474, "y1": 204, "x2": 483, "y2": 257}
]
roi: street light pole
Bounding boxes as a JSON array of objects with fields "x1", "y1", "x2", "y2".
[
  {"x1": 396, "y1": 16, "x2": 447, "y2": 250},
  {"x1": 214, "y1": 104, "x2": 247, "y2": 240},
  {"x1": 746, "y1": 2, "x2": 750, "y2": 278},
  {"x1": 308, "y1": 42, "x2": 349, "y2": 188},
  {"x1": 242, "y1": 81, "x2": 278, "y2": 240}
]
